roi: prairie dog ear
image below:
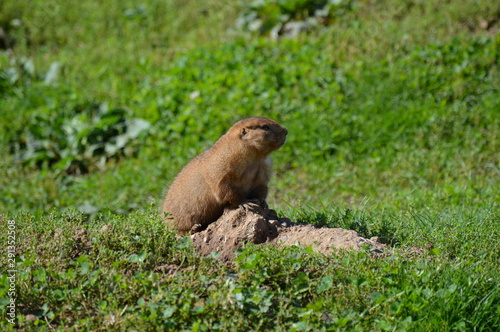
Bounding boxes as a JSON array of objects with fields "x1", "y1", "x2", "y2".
[{"x1": 240, "y1": 127, "x2": 247, "y2": 138}]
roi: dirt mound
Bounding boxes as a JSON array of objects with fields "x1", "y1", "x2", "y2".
[{"x1": 191, "y1": 202, "x2": 384, "y2": 262}]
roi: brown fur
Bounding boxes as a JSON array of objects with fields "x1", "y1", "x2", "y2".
[{"x1": 163, "y1": 117, "x2": 287, "y2": 234}]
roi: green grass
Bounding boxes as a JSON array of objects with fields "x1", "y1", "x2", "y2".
[{"x1": 1, "y1": 0, "x2": 499, "y2": 330}]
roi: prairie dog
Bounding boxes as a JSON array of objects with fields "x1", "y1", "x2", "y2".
[{"x1": 163, "y1": 117, "x2": 287, "y2": 234}]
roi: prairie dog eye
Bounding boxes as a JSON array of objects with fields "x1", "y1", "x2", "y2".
[{"x1": 261, "y1": 125, "x2": 270, "y2": 130}]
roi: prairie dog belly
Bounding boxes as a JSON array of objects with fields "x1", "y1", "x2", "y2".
[{"x1": 239, "y1": 156, "x2": 271, "y2": 194}]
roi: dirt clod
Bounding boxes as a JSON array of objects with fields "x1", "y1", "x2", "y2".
[
  {"x1": 25, "y1": 314, "x2": 38, "y2": 322},
  {"x1": 191, "y1": 202, "x2": 385, "y2": 262}
]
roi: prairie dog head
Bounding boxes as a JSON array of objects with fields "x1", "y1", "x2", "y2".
[{"x1": 233, "y1": 117, "x2": 288, "y2": 155}]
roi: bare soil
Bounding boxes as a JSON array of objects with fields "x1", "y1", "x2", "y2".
[{"x1": 190, "y1": 202, "x2": 385, "y2": 262}]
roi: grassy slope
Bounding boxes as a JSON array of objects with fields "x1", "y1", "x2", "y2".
[{"x1": 0, "y1": 0, "x2": 499, "y2": 330}]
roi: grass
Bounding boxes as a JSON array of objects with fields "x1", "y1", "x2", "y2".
[{"x1": 1, "y1": 0, "x2": 499, "y2": 330}]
